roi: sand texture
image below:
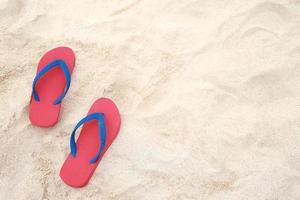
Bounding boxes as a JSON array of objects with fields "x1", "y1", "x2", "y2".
[{"x1": 1, "y1": 0, "x2": 300, "y2": 199}]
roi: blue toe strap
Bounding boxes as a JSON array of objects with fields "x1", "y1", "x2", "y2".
[
  {"x1": 70, "y1": 112, "x2": 107, "y2": 164},
  {"x1": 32, "y1": 59, "x2": 71, "y2": 105}
]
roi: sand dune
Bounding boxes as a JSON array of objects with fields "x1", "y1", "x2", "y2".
[{"x1": 0, "y1": 0, "x2": 300, "y2": 199}]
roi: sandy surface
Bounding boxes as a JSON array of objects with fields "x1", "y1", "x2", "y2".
[{"x1": 1, "y1": 0, "x2": 300, "y2": 199}]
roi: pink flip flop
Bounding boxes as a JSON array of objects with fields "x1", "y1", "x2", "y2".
[
  {"x1": 60, "y1": 98, "x2": 121, "y2": 188},
  {"x1": 29, "y1": 47, "x2": 75, "y2": 127}
]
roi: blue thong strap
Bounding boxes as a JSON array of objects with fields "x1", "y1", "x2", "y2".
[
  {"x1": 70, "y1": 112, "x2": 107, "y2": 164},
  {"x1": 32, "y1": 59, "x2": 71, "y2": 105}
]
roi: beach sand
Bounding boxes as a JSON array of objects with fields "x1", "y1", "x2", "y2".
[{"x1": 0, "y1": 0, "x2": 300, "y2": 199}]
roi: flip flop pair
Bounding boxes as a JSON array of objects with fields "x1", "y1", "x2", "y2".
[{"x1": 29, "y1": 47, "x2": 121, "y2": 187}]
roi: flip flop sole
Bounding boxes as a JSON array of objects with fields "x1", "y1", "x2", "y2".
[
  {"x1": 60, "y1": 98, "x2": 121, "y2": 188},
  {"x1": 29, "y1": 47, "x2": 75, "y2": 127}
]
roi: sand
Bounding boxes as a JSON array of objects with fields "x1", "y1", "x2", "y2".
[{"x1": 0, "y1": 0, "x2": 300, "y2": 199}]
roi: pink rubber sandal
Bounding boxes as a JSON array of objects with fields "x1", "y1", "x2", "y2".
[
  {"x1": 60, "y1": 98, "x2": 121, "y2": 187},
  {"x1": 29, "y1": 47, "x2": 75, "y2": 127}
]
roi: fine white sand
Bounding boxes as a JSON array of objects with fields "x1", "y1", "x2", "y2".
[{"x1": 1, "y1": 0, "x2": 300, "y2": 199}]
